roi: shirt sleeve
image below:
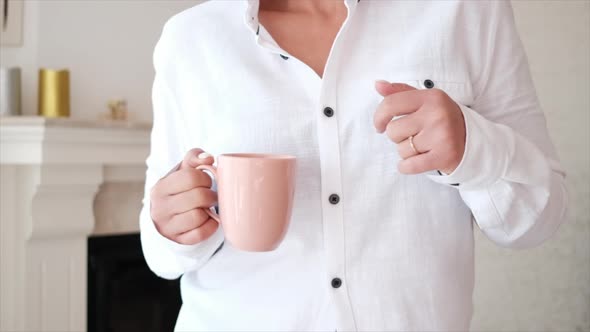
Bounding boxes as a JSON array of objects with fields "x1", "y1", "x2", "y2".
[
  {"x1": 139, "y1": 22, "x2": 225, "y2": 280},
  {"x1": 427, "y1": 1, "x2": 568, "y2": 249}
]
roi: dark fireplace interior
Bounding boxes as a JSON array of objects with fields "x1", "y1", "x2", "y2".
[{"x1": 88, "y1": 234, "x2": 181, "y2": 332}]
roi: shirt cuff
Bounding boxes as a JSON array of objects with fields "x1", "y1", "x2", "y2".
[{"x1": 427, "y1": 104, "x2": 515, "y2": 190}]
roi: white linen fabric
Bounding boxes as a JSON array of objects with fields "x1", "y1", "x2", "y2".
[{"x1": 139, "y1": 1, "x2": 568, "y2": 331}]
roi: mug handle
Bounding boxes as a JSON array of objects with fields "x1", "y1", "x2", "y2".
[{"x1": 196, "y1": 165, "x2": 221, "y2": 223}]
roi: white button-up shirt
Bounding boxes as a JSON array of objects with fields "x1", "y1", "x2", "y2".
[{"x1": 139, "y1": 1, "x2": 568, "y2": 331}]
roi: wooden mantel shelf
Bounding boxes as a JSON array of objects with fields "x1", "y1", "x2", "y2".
[
  {"x1": 0, "y1": 116, "x2": 151, "y2": 165},
  {"x1": 0, "y1": 115, "x2": 152, "y2": 128},
  {"x1": 0, "y1": 116, "x2": 151, "y2": 332}
]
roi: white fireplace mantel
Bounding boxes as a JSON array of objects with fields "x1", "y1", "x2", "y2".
[{"x1": 0, "y1": 116, "x2": 151, "y2": 332}]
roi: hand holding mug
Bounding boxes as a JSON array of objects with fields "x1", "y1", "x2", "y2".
[{"x1": 150, "y1": 148, "x2": 219, "y2": 245}]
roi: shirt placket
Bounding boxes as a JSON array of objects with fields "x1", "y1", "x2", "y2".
[
  {"x1": 315, "y1": 3, "x2": 358, "y2": 330},
  {"x1": 245, "y1": 1, "x2": 358, "y2": 330}
]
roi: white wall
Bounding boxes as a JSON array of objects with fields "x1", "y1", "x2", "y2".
[
  {"x1": 0, "y1": 0, "x2": 39, "y2": 118},
  {"x1": 1, "y1": 1, "x2": 588, "y2": 331},
  {"x1": 0, "y1": 0, "x2": 197, "y2": 121},
  {"x1": 472, "y1": 2, "x2": 590, "y2": 331}
]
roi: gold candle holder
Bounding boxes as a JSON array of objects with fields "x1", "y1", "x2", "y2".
[{"x1": 38, "y1": 69, "x2": 70, "y2": 118}]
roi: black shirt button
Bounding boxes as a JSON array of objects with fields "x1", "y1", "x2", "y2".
[
  {"x1": 323, "y1": 107, "x2": 334, "y2": 117},
  {"x1": 328, "y1": 194, "x2": 340, "y2": 205},
  {"x1": 280, "y1": 54, "x2": 289, "y2": 60},
  {"x1": 331, "y1": 278, "x2": 342, "y2": 288},
  {"x1": 424, "y1": 79, "x2": 435, "y2": 89}
]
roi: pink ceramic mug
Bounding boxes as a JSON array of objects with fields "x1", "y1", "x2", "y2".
[{"x1": 197, "y1": 153, "x2": 296, "y2": 252}]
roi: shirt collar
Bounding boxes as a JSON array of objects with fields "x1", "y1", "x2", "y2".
[
  {"x1": 244, "y1": 0, "x2": 260, "y2": 35},
  {"x1": 244, "y1": 0, "x2": 359, "y2": 35}
]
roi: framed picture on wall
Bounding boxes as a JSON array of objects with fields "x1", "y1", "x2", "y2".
[{"x1": 0, "y1": 0, "x2": 23, "y2": 46}]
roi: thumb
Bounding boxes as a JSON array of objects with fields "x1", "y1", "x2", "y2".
[
  {"x1": 375, "y1": 80, "x2": 417, "y2": 97},
  {"x1": 180, "y1": 148, "x2": 214, "y2": 170}
]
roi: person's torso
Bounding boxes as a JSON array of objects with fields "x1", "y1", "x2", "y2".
[{"x1": 164, "y1": 0, "x2": 483, "y2": 330}]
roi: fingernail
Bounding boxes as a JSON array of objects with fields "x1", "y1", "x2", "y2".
[
  {"x1": 375, "y1": 79, "x2": 390, "y2": 85},
  {"x1": 198, "y1": 152, "x2": 212, "y2": 159}
]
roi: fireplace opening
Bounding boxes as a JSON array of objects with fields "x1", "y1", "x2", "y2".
[{"x1": 88, "y1": 234, "x2": 181, "y2": 332}]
